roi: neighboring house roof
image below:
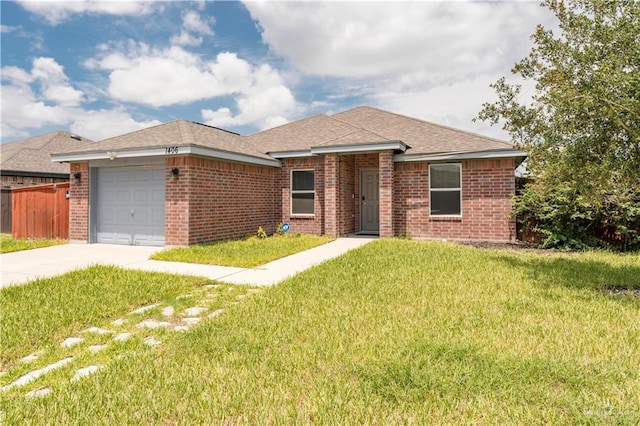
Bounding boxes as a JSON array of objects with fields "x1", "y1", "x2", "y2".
[
  {"x1": 51, "y1": 106, "x2": 525, "y2": 166},
  {"x1": 53, "y1": 120, "x2": 279, "y2": 167},
  {"x1": 1, "y1": 131, "x2": 92, "y2": 176}
]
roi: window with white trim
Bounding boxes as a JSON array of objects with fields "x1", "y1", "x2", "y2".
[
  {"x1": 429, "y1": 163, "x2": 462, "y2": 216},
  {"x1": 291, "y1": 170, "x2": 315, "y2": 215}
]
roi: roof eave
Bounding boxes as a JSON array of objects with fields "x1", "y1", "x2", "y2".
[
  {"x1": 269, "y1": 141, "x2": 408, "y2": 159},
  {"x1": 311, "y1": 141, "x2": 407, "y2": 155},
  {"x1": 394, "y1": 149, "x2": 528, "y2": 162},
  {"x1": 51, "y1": 146, "x2": 281, "y2": 168}
]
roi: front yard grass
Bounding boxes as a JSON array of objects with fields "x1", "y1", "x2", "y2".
[
  {"x1": 151, "y1": 233, "x2": 334, "y2": 267},
  {"x1": 0, "y1": 233, "x2": 66, "y2": 253},
  {"x1": 2, "y1": 240, "x2": 639, "y2": 424}
]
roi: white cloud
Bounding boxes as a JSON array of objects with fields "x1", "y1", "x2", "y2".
[
  {"x1": 0, "y1": 57, "x2": 162, "y2": 142},
  {"x1": 245, "y1": 2, "x2": 551, "y2": 81},
  {"x1": 244, "y1": 1, "x2": 557, "y2": 139},
  {"x1": 87, "y1": 42, "x2": 298, "y2": 129},
  {"x1": 16, "y1": 0, "x2": 155, "y2": 25},
  {"x1": 31, "y1": 57, "x2": 84, "y2": 106},
  {"x1": 1, "y1": 24, "x2": 19, "y2": 33},
  {"x1": 183, "y1": 10, "x2": 213, "y2": 35},
  {"x1": 170, "y1": 10, "x2": 213, "y2": 47},
  {"x1": 69, "y1": 108, "x2": 161, "y2": 140},
  {"x1": 170, "y1": 31, "x2": 203, "y2": 47}
]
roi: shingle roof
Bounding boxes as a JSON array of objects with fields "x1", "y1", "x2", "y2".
[
  {"x1": 330, "y1": 106, "x2": 514, "y2": 155},
  {"x1": 1, "y1": 131, "x2": 93, "y2": 175},
  {"x1": 246, "y1": 106, "x2": 514, "y2": 156},
  {"x1": 56, "y1": 120, "x2": 273, "y2": 161},
  {"x1": 49, "y1": 106, "x2": 520, "y2": 165}
]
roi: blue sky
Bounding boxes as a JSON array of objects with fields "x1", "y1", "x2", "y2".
[{"x1": 1, "y1": 1, "x2": 555, "y2": 144}]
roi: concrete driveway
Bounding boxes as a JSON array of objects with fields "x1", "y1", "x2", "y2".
[
  {"x1": 1, "y1": 244, "x2": 163, "y2": 288},
  {"x1": 1, "y1": 237, "x2": 375, "y2": 288}
]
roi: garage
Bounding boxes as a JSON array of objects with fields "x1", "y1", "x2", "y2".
[{"x1": 95, "y1": 166, "x2": 165, "y2": 246}]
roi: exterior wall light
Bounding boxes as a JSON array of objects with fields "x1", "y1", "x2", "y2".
[
  {"x1": 107, "y1": 151, "x2": 118, "y2": 160},
  {"x1": 72, "y1": 172, "x2": 82, "y2": 184},
  {"x1": 170, "y1": 168, "x2": 180, "y2": 181}
]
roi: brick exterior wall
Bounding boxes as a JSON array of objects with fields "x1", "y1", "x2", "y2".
[
  {"x1": 278, "y1": 157, "x2": 325, "y2": 235},
  {"x1": 68, "y1": 154, "x2": 516, "y2": 246},
  {"x1": 379, "y1": 151, "x2": 394, "y2": 238},
  {"x1": 394, "y1": 158, "x2": 516, "y2": 241},
  {"x1": 165, "y1": 156, "x2": 278, "y2": 246},
  {"x1": 337, "y1": 155, "x2": 356, "y2": 235},
  {"x1": 69, "y1": 162, "x2": 89, "y2": 242}
]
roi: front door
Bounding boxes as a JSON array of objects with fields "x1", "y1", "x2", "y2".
[{"x1": 360, "y1": 169, "x2": 379, "y2": 234}]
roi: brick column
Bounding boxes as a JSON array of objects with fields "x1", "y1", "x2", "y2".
[
  {"x1": 379, "y1": 151, "x2": 394, "y2": 237},
  {"x1": 165, "y1": 156, "x2": 190, "y2": 246},
  {"x1": 324, "y1": 154, "x2": 339, "y2": 237},
  {"x1": 69, "y1": 162, "x2": 90, "y2": 243}
]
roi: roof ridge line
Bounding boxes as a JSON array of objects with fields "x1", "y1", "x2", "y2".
[{"x1": 335, "y1": 106, "x2": 513, "y2": 147}]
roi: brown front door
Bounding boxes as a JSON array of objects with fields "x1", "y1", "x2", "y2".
[{"x1": 360, "y1": 169, "x2": 379, "y2": 233}]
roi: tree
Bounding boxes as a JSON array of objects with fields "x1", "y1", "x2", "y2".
[{"x1": 477, "y1": 0, "x2": 640, "y2": 250}]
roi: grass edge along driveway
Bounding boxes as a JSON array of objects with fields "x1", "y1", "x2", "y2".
[
  {"x1": 3, "y1": 240, "x2": 640, "y2": 424},
  {"x1": 151, "y1": 234, "x2": 334, "y2": 268},
  {"x1": 0, "y1": 233, "x2": 67, "y2": 253}
]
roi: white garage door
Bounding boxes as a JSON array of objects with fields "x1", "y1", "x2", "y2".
[{"x1": 96, "y1": 167, "x2": 165, "y2": 246}]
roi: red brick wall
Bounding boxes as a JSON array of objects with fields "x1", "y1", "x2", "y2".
[
  {"x1": 279, "y1": 157, "x2": 325, "y2": 235},
  {"x1": 324, "y1": 154, "x2": 338, "y2": 236},
  {"x1": 69, "y1": 162, "x2": 89, "y2": 242},
  {"x1": 379, "y1": 151, "x2": 394, "y2": 237},
  {"x1": 338, "y1": 155, "x2": 356, "y2": 235},
  {"x1": 166, "y1": 156, "x2": 278, "y2": 246},
  {"x1": 394, "y1": 158, "x2": 516, "y2": 241}
]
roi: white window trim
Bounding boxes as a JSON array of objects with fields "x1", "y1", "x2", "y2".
[
  {"x1": 429, "y1": 163, "x2": 462, "y2": 217},
  {"x1": 290, "y1": 169, "x2": 315, "y2": 216}
]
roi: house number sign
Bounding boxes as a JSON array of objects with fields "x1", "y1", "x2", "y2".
[{"x1": 165, "y1": 146, "x2": 179, "y2": 154}]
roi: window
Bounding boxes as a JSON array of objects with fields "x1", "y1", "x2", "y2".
[
  {"x1": 291, "y1": 170, "x2": 315, "y2": 215},
  {"x1": 430, "y1": 163, "x2": 461, "y2": 216}
]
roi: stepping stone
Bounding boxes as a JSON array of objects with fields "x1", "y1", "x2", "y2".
[
  {"x1": 1, "y1": 357, "x2": 73, "y2": 391},
  {"x1": 26, "y1": 387, "x2": 51, "y2": 398},
  {"x1": 236, "y1": 295, "x2": 246, "y2": 300},
  {"x1": 113, "y1": 333, "x2": 132, "y2": 342},
  {"x1": 129, "y1": 303, "x2": 160, "y2": 315},
  {"x1": 82, "y1": 327, "x2": 113, "y2": 335},
  {"x1": 72, "y1": 365, "x2": 100, "y2": 381},
  {"x1": 112, "y1": 318, "x2": 126, "y2": 326},
  {"x1": 183, "y1": 317, "x2": 200, "y2": 325},
  {"x1": 184, "y1": 306, "x2": 207, "y2": 316},
  {"x1": 205, "y1": 284, "x2": 219, "y2": 289},
  {"x1": 208, "y1": 309, "x2": 224, "y2": 318},
  {"x1": 176, "y1": 294, "x2": 193, "y2": 300},
  {"x1": 61, "y1": 337, "x2": 84, "y2": 348},
  {"x1": 162, "y1": 306, "x2": 175, "y2": 317},
  {"x1": 136, "y1": 319, "x2": 171, "y2": 329},
  {"x1": 174, "y1": 325, "x2": 190, "y2": 332},
  {"x1": 21, "y1": 352, "x2": 41, "y2": 363},
  {"x1": 88, "y1": 344, "x2": 107, "y2": 353},
  {"x1": 144, "y1": 337, "x2": 161, "y2": 346}
]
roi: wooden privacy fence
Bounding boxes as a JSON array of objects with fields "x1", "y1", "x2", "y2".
[
  {"x1": 1, "y1": 188, "x2": 11, "y2": 234},
  {"x1": 12, "y1": 183, "x2": 70, "y2": 239}
]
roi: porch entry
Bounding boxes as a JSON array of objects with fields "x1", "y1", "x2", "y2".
[{"x1": 360, "y1": 169, "x2": 380, "y2": 234}]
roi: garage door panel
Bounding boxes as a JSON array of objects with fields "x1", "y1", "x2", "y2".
[{"x1": 96, "y1": 166, "x2": 165, "y2": 246}]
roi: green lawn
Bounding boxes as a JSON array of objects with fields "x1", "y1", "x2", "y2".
[
  {"x1": 151, "y1": 233, "x2": 334, "y2": 267},
  {"x1": 0, "y1": 233, "x2": 67, "y2": 253},
  {"x1": 2, "y1": 240, "x2": 639, "y2": 424}
]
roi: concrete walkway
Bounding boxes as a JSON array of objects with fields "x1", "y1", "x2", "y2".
[{"x1": 1, "y1": 237, "x2": 375, "y2": 288}]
